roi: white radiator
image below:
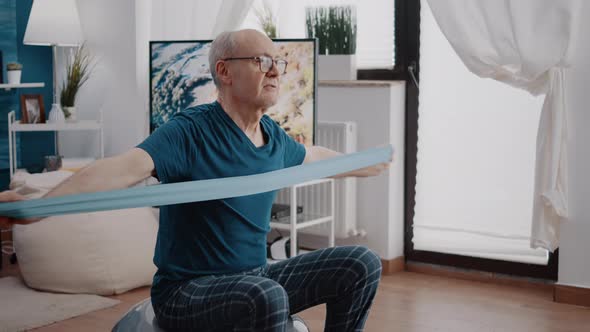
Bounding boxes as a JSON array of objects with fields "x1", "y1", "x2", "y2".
[{"x1": 275, "y1": 121, "x2": 358, "y2": 238}]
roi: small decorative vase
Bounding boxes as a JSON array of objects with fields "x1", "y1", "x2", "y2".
[
  {"x1": 7, "y1": 70, "x2": 21, "y2": 84},
  {"x1": 47, "y1": 103, "x2": 66, "y2": 123},
  {"x1": 63, "y1": 106, "x2": 77, "y2": 122}
]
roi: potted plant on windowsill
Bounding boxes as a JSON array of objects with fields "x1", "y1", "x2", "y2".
[
  {"x1": 60, "y1": 45, "x2": 93, "y2": 122},
  {"x1": 6, "y1": 62, "x2": 23, "y2": 84},
  {"x1": 306, "y1": 5, "x2": 357, "y2": 80}
]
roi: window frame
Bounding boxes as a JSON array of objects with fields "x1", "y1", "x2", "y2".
[{"x1": 357, "y1": 0, "x2": 559, "y2": 280}]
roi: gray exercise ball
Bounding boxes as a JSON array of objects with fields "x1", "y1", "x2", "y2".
[{"x1": 112, "y1": 298, "x2": 309, "y2": 332}]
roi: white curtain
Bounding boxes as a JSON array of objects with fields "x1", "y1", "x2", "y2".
[
  {"x1": 136, "y1": 0, "x2": 254, "y2": 137},
  {"x1": 425, "y1": 0, "x2": 581, "y2": 251},
  {"x1": 414, "y1": 1, "x2": 546, "y2": 265}
]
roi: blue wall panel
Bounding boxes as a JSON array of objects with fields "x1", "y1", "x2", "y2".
[{"x1": 0, "y1": 0, "x2": 54, "y2": 189}]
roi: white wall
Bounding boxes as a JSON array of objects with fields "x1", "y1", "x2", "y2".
[
  {"x1": 58, "y1": 0, "x2": 144, "y2": 158},
  {"x1": 318, "y1": 82, "x2": 406, "y2": 260},
  {"x1": 558, "y1": 1, "x2": 590, "y2": 289}
]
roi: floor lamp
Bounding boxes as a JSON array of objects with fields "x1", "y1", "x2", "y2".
[{"x1": 23, "y1": 0, "x2": 83, "y2": 157}]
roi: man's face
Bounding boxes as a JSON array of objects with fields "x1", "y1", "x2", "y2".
[{"x1": 225, "y1": 31, "x2": 281, "y2": 110}]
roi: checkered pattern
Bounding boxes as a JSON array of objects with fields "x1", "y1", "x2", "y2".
[{"x1": 153, "y1": 245, "x2": 382, "y2": 332}]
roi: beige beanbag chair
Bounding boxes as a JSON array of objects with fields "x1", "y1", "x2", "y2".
[{"x1": 10, "y1": 171, "x2": 158, "y2": 295}]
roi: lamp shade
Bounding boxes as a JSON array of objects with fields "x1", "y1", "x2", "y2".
[{"x1": 24, "y1": 0, "x2": 83, "y2": 46}]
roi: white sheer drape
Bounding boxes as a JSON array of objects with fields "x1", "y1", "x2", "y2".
[
  {"x1": 414, "y1": 1, "x2": 547, "y2": 265},
  {"x1": 425, "y1": 0, "x2": 581, "y2": 251},
  {"x1": 136, "y1": 0, "x2": 254, "y2": 136}
]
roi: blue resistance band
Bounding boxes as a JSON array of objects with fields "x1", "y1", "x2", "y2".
[{"x1": 0, "y1": 145, "x2": 392, "y2": 219}]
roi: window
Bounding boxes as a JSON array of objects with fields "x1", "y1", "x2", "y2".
[
  {"x1": 416, "y1": 4, "x2": 548, "y2": 263},
  {"x1": 403, "y1": 0, "x2": 558, "y2": 280},
  {"x1": 241, "y1": 0, "x2": 395, "y2": 69}
]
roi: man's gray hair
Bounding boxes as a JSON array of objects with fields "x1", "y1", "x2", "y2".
[{"x1": 209, "y1": 31, "x2": 236, "y2": 87}]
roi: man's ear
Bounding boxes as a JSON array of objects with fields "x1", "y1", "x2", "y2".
[{"x1": 215, "y1": 60, "x2": 232, "y2": 85}]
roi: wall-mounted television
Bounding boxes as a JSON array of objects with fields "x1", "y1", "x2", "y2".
[{"x1": 149, "y1": 39, "x2": 317, "y2": 146}]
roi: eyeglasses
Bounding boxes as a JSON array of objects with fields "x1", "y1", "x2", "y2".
[{"x1": 222, "y1": 55, "x2": 288, "y2": 74}]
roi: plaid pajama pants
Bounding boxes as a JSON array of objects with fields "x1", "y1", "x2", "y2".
[{"x1": 153, "y1": 245, "x2": 382, "y2": 332}]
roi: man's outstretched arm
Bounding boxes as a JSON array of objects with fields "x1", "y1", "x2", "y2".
[
  {"x1": 0, "y1": 148, "x2": 155, "y2": 227},
  {"x1": 44, "y1": 148, "x2": 155, "y2": 198},
  {"x1": 303, "y1": 146, "x2": 392, "y2": 178}
]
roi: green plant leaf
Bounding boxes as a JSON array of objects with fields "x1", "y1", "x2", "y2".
[
  {"x1": 60, "y1": 44, "x2": 95, "y2": 107},
  {"x1": 305, "y1": 5, "x2": 356, "y2": 55},
  {"x1": 254, "y1": 1, "x2": 278, "y2": 38}
]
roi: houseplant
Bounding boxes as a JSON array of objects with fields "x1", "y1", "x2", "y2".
[
  {"x1": 254, "y1": 0, "x2": 278, "y2": 38},
  {"x1": 60, "y1": 45, "x2": 93, "y2": 122},
  {"x1": 6, "y1": 62, "x2": 22, "y2": 84},
  {"x1": 306, "y1": 5, "x2": 357, "y2": 80}
]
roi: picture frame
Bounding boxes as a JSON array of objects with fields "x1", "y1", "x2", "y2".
[
  {"x1": 149, "y1": 39, "x2": 318, "y2": 146},
  {"x1": 20, "y1": 94, "x2": 45, "y2": 124}
]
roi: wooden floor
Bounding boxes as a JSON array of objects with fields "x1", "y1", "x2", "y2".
[{"x1": 2, "y1": 255, "x2": 589, "y2": 332}]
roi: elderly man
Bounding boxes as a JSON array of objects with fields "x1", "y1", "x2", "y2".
[{"x1": 0, "y1": 29, "x2": 390, "y2": 331}]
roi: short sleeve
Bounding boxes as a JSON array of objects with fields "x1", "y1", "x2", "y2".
[
  {"x1": 280, "y1": 128, "x2": 306, "y2": 168},
  {"x1": 137, "y1": 117, "x2": 196, "y2": 183}
]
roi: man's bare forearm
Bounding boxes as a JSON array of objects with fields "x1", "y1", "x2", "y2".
[
  {"x1": 305, "y1": 146, "x2": 342, "y2": 162},
  {"x1": 305, "y1": 146, "x2": 350, "y2": 178},
  {"x1": 44, "y1": 148, "x2": 155, "y2": 198},
  {"x1": 304, "y1": 146, "x2": 390, "y2": 178}
]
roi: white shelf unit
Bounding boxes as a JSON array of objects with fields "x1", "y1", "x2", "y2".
[
  {"x1": 0, "y1": 82, "x2": 45, "y2": 91},
  {"x1": 270, "y1": 178, "x2": 335, "y2": 257},
  {"x1": 8, "y1": 110, "x2": 104, "y2": 178}
]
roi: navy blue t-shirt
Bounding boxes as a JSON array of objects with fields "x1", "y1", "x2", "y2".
[{"x1": 137, "y1": 101, "x2": 306, "y2": 306}]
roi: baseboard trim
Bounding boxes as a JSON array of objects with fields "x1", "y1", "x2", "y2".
[
  {"x1": 381, "y1": 256, "x2": 405, "y2": 275},
  {"x1": 406, "y1": 261, "x2": 554, "y2": 291},
  {"x1": 554, "y1": 284, "x2": 590, "y2": 307}
]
